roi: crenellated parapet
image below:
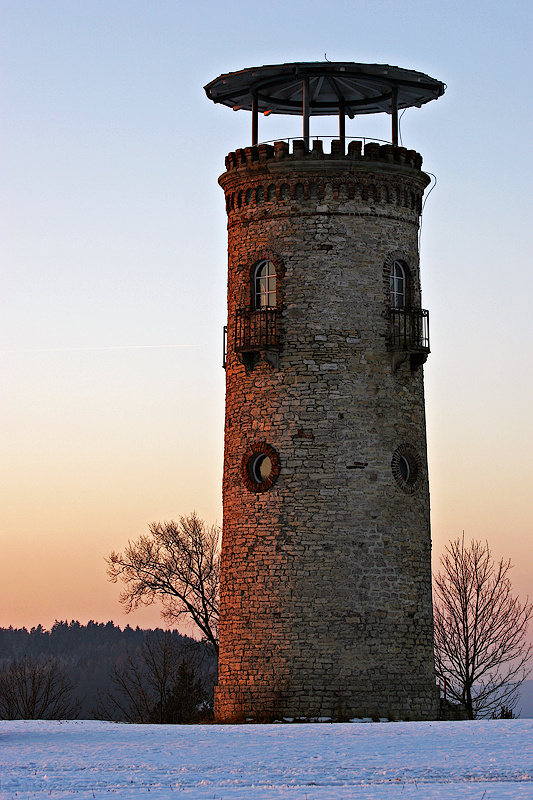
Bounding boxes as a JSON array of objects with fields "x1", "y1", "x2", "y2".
[
  {"x1": 224, "y1": 139, "x2": 423, "y2": 173},
  {"x1": 220, "y1": 139, "x2": 429, "y2": 218}
]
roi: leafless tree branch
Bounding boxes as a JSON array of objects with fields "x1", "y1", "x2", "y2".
[
  {"x1": 106, "y1": 513, "x2": 220, "y2": 656},
  {"x1": 93, "y1": 632, "x2": 211, "y2": 723},
  {"x1": 0, "y1": 656, "x2": 80, "y2": 719},
  {"x1": 434, "y1": 537, "x2": 532, "y2": 719}
]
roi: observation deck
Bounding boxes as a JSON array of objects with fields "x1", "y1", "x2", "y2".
[{"x1": 205, "y1": 61, "x2": 445, "y2": 148}]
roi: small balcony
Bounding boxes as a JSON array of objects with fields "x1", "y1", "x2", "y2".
[
  {"x1": 235, "y1": 307, "x2": 280, "y2": 353},
  {"x1": 388, "y1": 307, "x2": 430, "y2": 370}
]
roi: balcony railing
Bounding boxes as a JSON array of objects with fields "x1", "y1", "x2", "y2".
[
  {"x1": 235, "y1": 307, "x2": 280, "y2": 353},
  {"x1": 389, "y1": 307, "x2": 430, "y2": 354}
]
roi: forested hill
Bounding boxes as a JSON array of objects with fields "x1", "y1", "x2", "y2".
[
  {"x1": 0, "y1": 620, "x2": 147, "y2": 660},
  {"x1": 0, "y1": 621, "x2": 216, "y2": 719}
]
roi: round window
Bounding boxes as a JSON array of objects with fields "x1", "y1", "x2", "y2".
[
  {"x1": 399, "y1": 455, "x2": 410, "y2": 482},
  {"x1": 391, "y1": 445, "x2": 422, "y2": 494},
  {"x1": 251, "y1": 454, "x2": 272, "y2": 483},
  {"x1": 242, "y1": 443, "x2": 280, "y2": 493}
]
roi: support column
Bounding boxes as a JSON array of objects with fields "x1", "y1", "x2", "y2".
[
  {"x1": 303, "y1": 76, "x2": 310, "y2": 149},
  {"x1": 339, "y1": 99, "x2": 346, "y2": 153},
  {"x1": 252, "y1": 92, "x2": 258, "y2": 146},
  {"x1": 392, "y1": 85, "x2": 399, "y2": 147}
]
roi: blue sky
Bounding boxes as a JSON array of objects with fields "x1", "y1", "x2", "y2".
[{"x1": 1, "y1": 0, "x2": 532, "y2": 632}]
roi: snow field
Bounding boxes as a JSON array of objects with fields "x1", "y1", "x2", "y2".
[{"x1": 0, "y1": 719, "x2": 532, "y2": 800}]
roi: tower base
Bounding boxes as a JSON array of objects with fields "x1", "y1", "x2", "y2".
[{"x1": 215, "y1": 679, "x2": 440, "y2": 723}]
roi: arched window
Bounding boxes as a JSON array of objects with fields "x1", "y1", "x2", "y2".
[
  {"x1": 254, "y1": 260, "x2": 277, "y2": 308},
  {"x1": 390, "y1": 260, "x2": 406, "y2": 308}
]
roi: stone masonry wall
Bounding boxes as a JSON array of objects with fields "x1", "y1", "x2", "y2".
[{"x1": 216, "y1": 139, "x2": 439, "y2": 722}]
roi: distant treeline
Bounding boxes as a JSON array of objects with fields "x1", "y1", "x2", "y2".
[{"x1": 0, "y1": 621, "x2": 217, "y2": 720}]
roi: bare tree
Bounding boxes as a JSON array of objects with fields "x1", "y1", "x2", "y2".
[
  {"x1": 0, "y1": 656, "x2": 80, "y2": 720},
  {"x1": 94, "y1": 631, "x2": 212, "y2": 723},
  {"x1": 107, "y1": 513, "x2": 220, "y2": 655},
  {"x1": 434, "y1": 537, "x2": 533, "y2": 719}
]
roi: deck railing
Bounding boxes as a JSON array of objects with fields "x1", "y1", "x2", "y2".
[
  {"x1": 389, "y1": 307, "x2": 430, "y2": 353},
  {"x1": 235, "y1": 307, "x2": 279, "y2": 352}
]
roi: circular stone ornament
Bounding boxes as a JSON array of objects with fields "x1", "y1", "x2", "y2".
[
  {"x1": 391, "y1": 444, "x2": 422, "y2": 494},
  {"x1": 242, "y1": 442, "x2": 280, "y2": 492}
]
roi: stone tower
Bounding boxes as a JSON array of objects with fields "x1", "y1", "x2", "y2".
[{"x1": 205, "y1": 62, "x2": 445, "y2": 722}]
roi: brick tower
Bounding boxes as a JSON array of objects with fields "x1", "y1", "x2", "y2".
[{"x1": 205, "y1": 62, "x2": 445, "y2": 722}]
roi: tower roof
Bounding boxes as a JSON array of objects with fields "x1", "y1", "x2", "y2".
[{"x1": 204, "y1": 61, "x2": 445, "y2": 118}]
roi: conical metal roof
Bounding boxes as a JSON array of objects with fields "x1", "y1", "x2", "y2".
[{"x1": 204, "y1": 61, "x2": 445, "y2": 118}]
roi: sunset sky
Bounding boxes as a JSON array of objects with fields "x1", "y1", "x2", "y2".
[{"x1": 1, "y1": 0, "x2": 532, "y2": 639}]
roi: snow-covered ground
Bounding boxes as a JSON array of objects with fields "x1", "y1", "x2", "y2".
[{"x1": 1, "y1": 719, "x2": 532, "y2": 799}]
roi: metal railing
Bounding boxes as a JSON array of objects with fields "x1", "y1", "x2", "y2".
[
  {"x1": 260, "y1": 135, "x2": 393, "y2": 149},
  {"x1": 389, "y1": 307, "x2": 430, "y2": 353},
  {"x1": 235, "y1": 307, "x2": 279, "y2": 352}
]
